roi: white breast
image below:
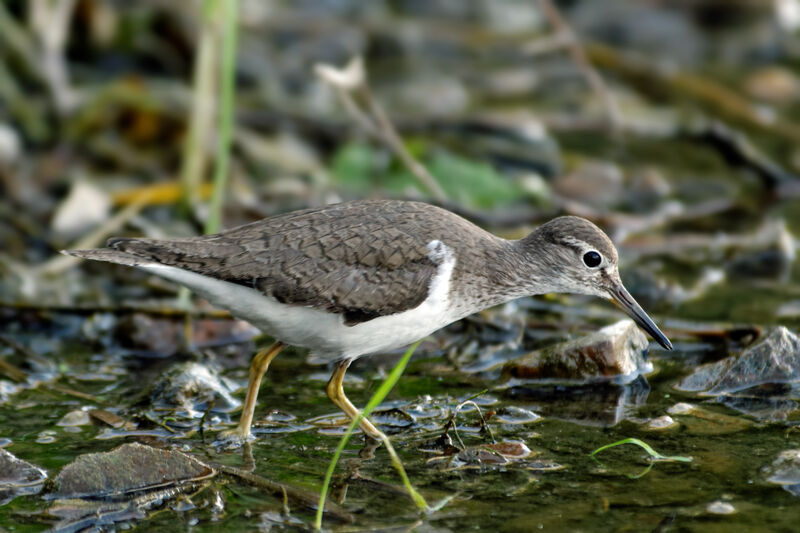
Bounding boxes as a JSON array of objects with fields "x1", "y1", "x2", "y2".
[{"x1": 139, "y1": 240, "x2": 459, "y2": 361}]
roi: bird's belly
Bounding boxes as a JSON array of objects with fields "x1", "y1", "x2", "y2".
[
  {"x1": 259, "y1": 304, "x2": 453, "y2": 360},
  {"x1": 140, "y1": 263, "x2": 457, "y2": 361}
]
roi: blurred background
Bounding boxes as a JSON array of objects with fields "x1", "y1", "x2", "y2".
[
  {"x1": 2, "y1": 0, "x2": 800, "y2": 318},
  {"x1": 1, "y1": 1, "x2": 800, "y2": 531}
]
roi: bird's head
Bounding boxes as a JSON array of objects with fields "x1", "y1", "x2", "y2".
[{"x1": 522, "y1": 216, "x2": 672, "y2": 350}]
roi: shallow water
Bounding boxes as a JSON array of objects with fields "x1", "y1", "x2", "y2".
[{"x1": 1, "y1": 291, "x2": 800, "y2": 531}]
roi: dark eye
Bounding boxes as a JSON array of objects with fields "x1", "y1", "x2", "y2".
[{"x1": 583, "y1": 251, "x2": 602, "y2": 268}]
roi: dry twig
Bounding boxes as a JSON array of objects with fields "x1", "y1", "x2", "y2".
[{"x1": 315, "y1": 57, "x2": 448, "y2": 201}]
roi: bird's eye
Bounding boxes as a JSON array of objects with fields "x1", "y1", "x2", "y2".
[{"x1": 583, "y1": 251, "x2": 602, "y2": 268}]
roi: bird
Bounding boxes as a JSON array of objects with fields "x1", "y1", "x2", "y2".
[{"x1": 63, "y1": 199, "x2": 672, "y2": 442}]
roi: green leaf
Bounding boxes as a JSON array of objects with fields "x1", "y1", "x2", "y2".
[
  {"x1": 331, "y1": 141, "x2": 380, "y2": 191},
  {"x1": 428, "y1": 151, "x2": 519, "y2": 208}
]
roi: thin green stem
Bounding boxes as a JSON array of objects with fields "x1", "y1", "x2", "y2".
[
  {"x1": 179, "y1": 1, "x2": 217, "y2": 214},
  {"x1": 204, "y1": 0, "x2": 237, "y2": 235},
  {"x1": 314, "y1": 341, "x2": 426, "y2": 530}
]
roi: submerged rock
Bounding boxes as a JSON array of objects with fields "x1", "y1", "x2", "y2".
[
  {"x1": 504, "y1": 320, "x2": 651, "y2": 384},
  {"x1": 677, "y1": 327, "x2": 800, "y2": 395},
  {"x1": 646, "y1": 415, "x2": 677, "y2": 430},
  {"x1": 762, "y1": 449, "x2": 800, "y2": 497},
  {"x1": 664, "y1": 403, "x2": 755, "y2": 435},
  {"x1": 50, "y1": 442, "x2": 214, "y2": 499},
  {"x1": 0, "y1": 448, "x2": 47, "y2": 505},
  {"x1": 56, "y1": 410, "x2": 92, "y2": 428},
  {"x1": 492, "y1": 406, "x2": 541, "y2": 425}
]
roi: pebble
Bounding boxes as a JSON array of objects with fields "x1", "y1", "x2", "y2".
[{"x1": 706, "y1": 501, "x2": 736, "y2": 515}]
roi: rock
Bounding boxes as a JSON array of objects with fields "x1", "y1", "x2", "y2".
[
  {"x1": 726, "y1": 220, "x2": 795, "y2": 282},
  {"x1": 727, "y1": 250, "x2": 794, "y2": 282},
  {"x1": 147, "y1": 362, "x2": 240, "y2": 417},
  {"x1": 570, "y1": 0, "x2": 704, "y2": 66},
  {"x1": 665, "y1": 403, "x2": 754, "y2": 435},
  {"x1": 504, "y1": 320, "x2": 651, "y2": 383},
  {"x1": 707, "y1": 501, "x2": 736, "y2": 514},
  {"x1": 50, "y1": 442, "x2": 214, "y2": 499},
  {"x1": 0, "y1": 448, "x2": 47, "y2": 505},
  {"x1": 47, "y1": 443, "x2": 215, "y2": 531},
  {"x1": 482, "y1": 1, "x2": 543, "y2": 33},
  {"x1": 388, "y1": 74, "x2": 469, "y2": 116},
  {"x1": 762, "y1": 449, "x2": 800, "y2": 497},
  {"x1": 677, "y1": 327, "x2": 800, "y2": 395},
  {"x1": 646, "y1": 415, "x2": 677, "y2": 430},
  {"x1": 667, "y1": 402, "x2": 695, "y2": 415},
  {"x1": 492, "y1": 406, "x2": 541, "y2": 425},
  {"x1": 56, "y1": 410, "x2": 91, "y2": 427},
  {"x1": 88, "y1": 408, "x2": 136, "y2": 430},
  {"x1": 624, "y1": 167, "x2": 672, "y2": 212},
  {"x1": 553, "y1": 161, "x2": 624, "y2": 210}
]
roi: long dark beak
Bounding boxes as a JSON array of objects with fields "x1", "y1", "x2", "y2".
[{"x1": 609, "y1": 282, "x2": 673, "y2": 350}]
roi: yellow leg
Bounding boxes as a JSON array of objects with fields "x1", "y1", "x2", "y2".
[
  {"x1": 325, "y1": 359, "x2": 385, "y2": 441},
  {"x1": 219, "y1": 341, "x2": 284, "y2": 442}
]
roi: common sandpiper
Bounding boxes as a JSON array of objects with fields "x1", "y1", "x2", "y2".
[{"x1": 64, "y1": 199, "x2": 672, "y2": 442}]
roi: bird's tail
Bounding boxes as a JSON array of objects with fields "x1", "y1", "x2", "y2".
[{"x1": 61, "y1": 247, "x2": 151, "y2": 267}]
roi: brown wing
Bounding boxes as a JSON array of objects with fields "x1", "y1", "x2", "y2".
[{"x1": 105, "y1": 200, "x2": 449, "y2": 324}]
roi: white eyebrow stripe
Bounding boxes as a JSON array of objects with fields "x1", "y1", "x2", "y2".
[{"x1": 559, "y1": 235, "x2": 590, "y2": 250}]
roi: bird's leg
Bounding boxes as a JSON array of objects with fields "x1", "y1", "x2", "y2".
[
  {"x1": 325, "y1": 359, "x2": 385, "y2": 441},
  {"x1": 219, "y1": 341, "x2": 285, "y2": 442}
]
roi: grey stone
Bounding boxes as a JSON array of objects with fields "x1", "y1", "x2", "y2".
[
  {"x1": 762, "y1": 449, "x2": 800, "y2": 497},
  {"x1": 0, "y1": 448, "x2": 47, "y2": 505},
  {"x1": 677, "y1": 327, "x2": 800, "y2": 395},
  {"x1": 504, "y1": 319, "x2": 651, "y2": 383},
  {"x1": 50, "y1": 442, "x2": 213, "y2": 499}
]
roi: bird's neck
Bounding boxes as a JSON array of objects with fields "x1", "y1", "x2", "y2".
[{"x1": 447, "y1": 233, "x2": 553, "y2": 317}]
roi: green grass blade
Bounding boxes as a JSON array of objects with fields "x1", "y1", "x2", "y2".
[
  {"x1": 179, "y1": 0, "x2": 217, "y2": 214},
  {"x1": 204, "y1": 0, "x2": 238, "y2": 235},
  {"x1": 175, "y1": 0, "x2": 234, "y2": 324},
  {"x1": 590, "y1": 438, "x2": 692, "y2": 463},
  {"x1": 590, "y1": 437, "x2": 692, "y2": 479},
  {"x1": 314, "y1": 341, "x2": 425, "y2": 530}
]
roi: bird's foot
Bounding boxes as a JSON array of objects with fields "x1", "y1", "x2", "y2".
[{"x1": 217, "y1": 425, "x2": 255, "y2": 445}]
